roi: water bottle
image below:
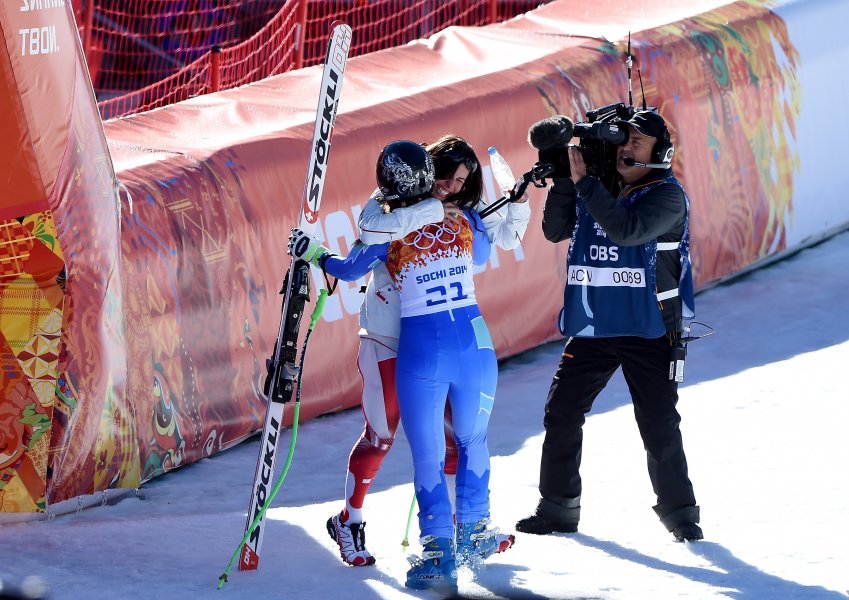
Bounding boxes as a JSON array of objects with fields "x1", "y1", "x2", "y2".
[{"x1": 487, "y1": 146, "x2": 516, "y2": 196}]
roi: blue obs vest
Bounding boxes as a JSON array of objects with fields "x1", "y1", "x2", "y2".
[{"x1": 558, "y1": 176, "x2": 695, "y2": 338}]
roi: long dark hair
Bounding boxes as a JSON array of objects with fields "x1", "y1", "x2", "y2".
[{"x1": 425, "y1": 135, "x2": 483, "y2": 210}]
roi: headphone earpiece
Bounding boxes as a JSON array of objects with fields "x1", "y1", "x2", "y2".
[{"x1": 651, "y1": 128, "x2": 675, "y2": 165}]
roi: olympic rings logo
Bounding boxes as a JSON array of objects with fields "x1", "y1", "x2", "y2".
[{"x1": 405, "y1": 221, "x2": 461, "y2": 250}]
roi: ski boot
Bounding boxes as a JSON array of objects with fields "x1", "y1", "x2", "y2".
[
  {"x1": 326, "y1": 512, "x2": 375, "y2": 566},
  {"x1": 405, "y1": 536, "x2": 458, "y2": 594},
  {"x1": 456, "y1": 518, "x2": 515, "y2": 566}
]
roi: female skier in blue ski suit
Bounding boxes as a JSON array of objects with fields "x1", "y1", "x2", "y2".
[
  {"x1": 289, "y1": 140, "x2": 506, "y2": 592},
  {"x1": 325, "y1": 134, "x2": 523, "y2": 570}
]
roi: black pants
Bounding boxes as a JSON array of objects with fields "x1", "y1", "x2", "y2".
[{"x1": 539, "y1": 335, "x2": 697, "y2": 527}]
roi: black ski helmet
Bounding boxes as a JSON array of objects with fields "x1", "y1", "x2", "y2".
[{"x1": 375, "y1": 140, "x2": 435, "y2": 203}]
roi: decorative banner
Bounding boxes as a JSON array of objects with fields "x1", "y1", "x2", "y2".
[{"x1": 0, "y1": 2, "x2": 130, "y2": 513}]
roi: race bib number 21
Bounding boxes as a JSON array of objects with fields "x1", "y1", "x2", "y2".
[{"x1": 425, "y1": 282, "x2": 468, "y2": 306}]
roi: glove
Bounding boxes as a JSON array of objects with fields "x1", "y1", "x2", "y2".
[{"x1": 287, "y1": 228, "x2": 330, "y2": 267}]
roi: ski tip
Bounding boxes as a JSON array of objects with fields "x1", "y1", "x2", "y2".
[{"x1": 239, "y1": 546, "x2": 260, "y2": 571}]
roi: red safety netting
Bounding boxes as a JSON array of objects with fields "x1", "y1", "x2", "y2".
[{"x1": 70, "y1": 0, "x2": 549, "y2": 120}]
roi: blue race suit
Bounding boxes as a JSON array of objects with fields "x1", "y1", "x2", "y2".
[{"x1": 322, "y1": 208, "x2": 495, "y2": 538}]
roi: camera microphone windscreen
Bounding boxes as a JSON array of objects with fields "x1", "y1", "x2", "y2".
[{"x1": 528, "y1": 115, "x2": 574, "y2": 150}]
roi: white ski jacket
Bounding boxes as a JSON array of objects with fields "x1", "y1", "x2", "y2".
[{"x1": 355, "y1": 189, "x2": 531, "y2": 339}]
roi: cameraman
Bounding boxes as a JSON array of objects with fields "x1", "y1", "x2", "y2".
[{"x1": 517, "y1": 111, "x2": 702, "y2": 542}]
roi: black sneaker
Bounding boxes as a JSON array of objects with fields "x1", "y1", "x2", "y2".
[
  {"x1": 672, "y1": 522, "x2": 703, "y2": 542},
  {"x1": 515, "y1": 513, "x2": 578, "y2": 535}
]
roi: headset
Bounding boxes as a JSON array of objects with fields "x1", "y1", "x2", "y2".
[
  {"x1": 624, "y1": 120, "x2": 675, "y2": 169},
  {"x1": 652, "y1": 125, "x2": 675, "y2": 166}
]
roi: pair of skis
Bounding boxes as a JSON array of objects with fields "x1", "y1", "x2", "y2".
[{"x1": 218, "y1": 22, "x2": 352, "y2": 588}]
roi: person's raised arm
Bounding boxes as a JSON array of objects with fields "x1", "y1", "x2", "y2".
[
  {"x1": 575, "y1": 178, "x2": 684, "y2": 245},
  {"x1": 479, "y1": 193, "x2": 531, "y2": 250},
  {"x1": 288, "y1": 228, "x2": 388, "y2": 282},
  {"x1": 541, "y1": 178, "x2": 578, "y2": 243},
  {"x1": 357, "y1": 190, "x2": 444, "y2": 245}
]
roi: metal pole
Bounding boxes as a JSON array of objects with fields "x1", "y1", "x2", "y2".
[
  {"x1": 209, "y1": 45, "x2": 221, "y2": 92},
  {"x1": 295, "y1": 0, "x2": 308, "y2": 69}
]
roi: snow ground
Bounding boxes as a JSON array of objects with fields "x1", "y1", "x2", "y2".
[{"x1": 1, "y1": 230, "x2": 848, "y2": 600}]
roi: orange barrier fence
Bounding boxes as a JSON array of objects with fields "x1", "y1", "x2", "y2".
[
  {"x1": 70, "y1": 0, "x2": 550, "y2": 120},
  {"x1": 5, "y1": 0, "x2": 847, "y2": 515}
]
